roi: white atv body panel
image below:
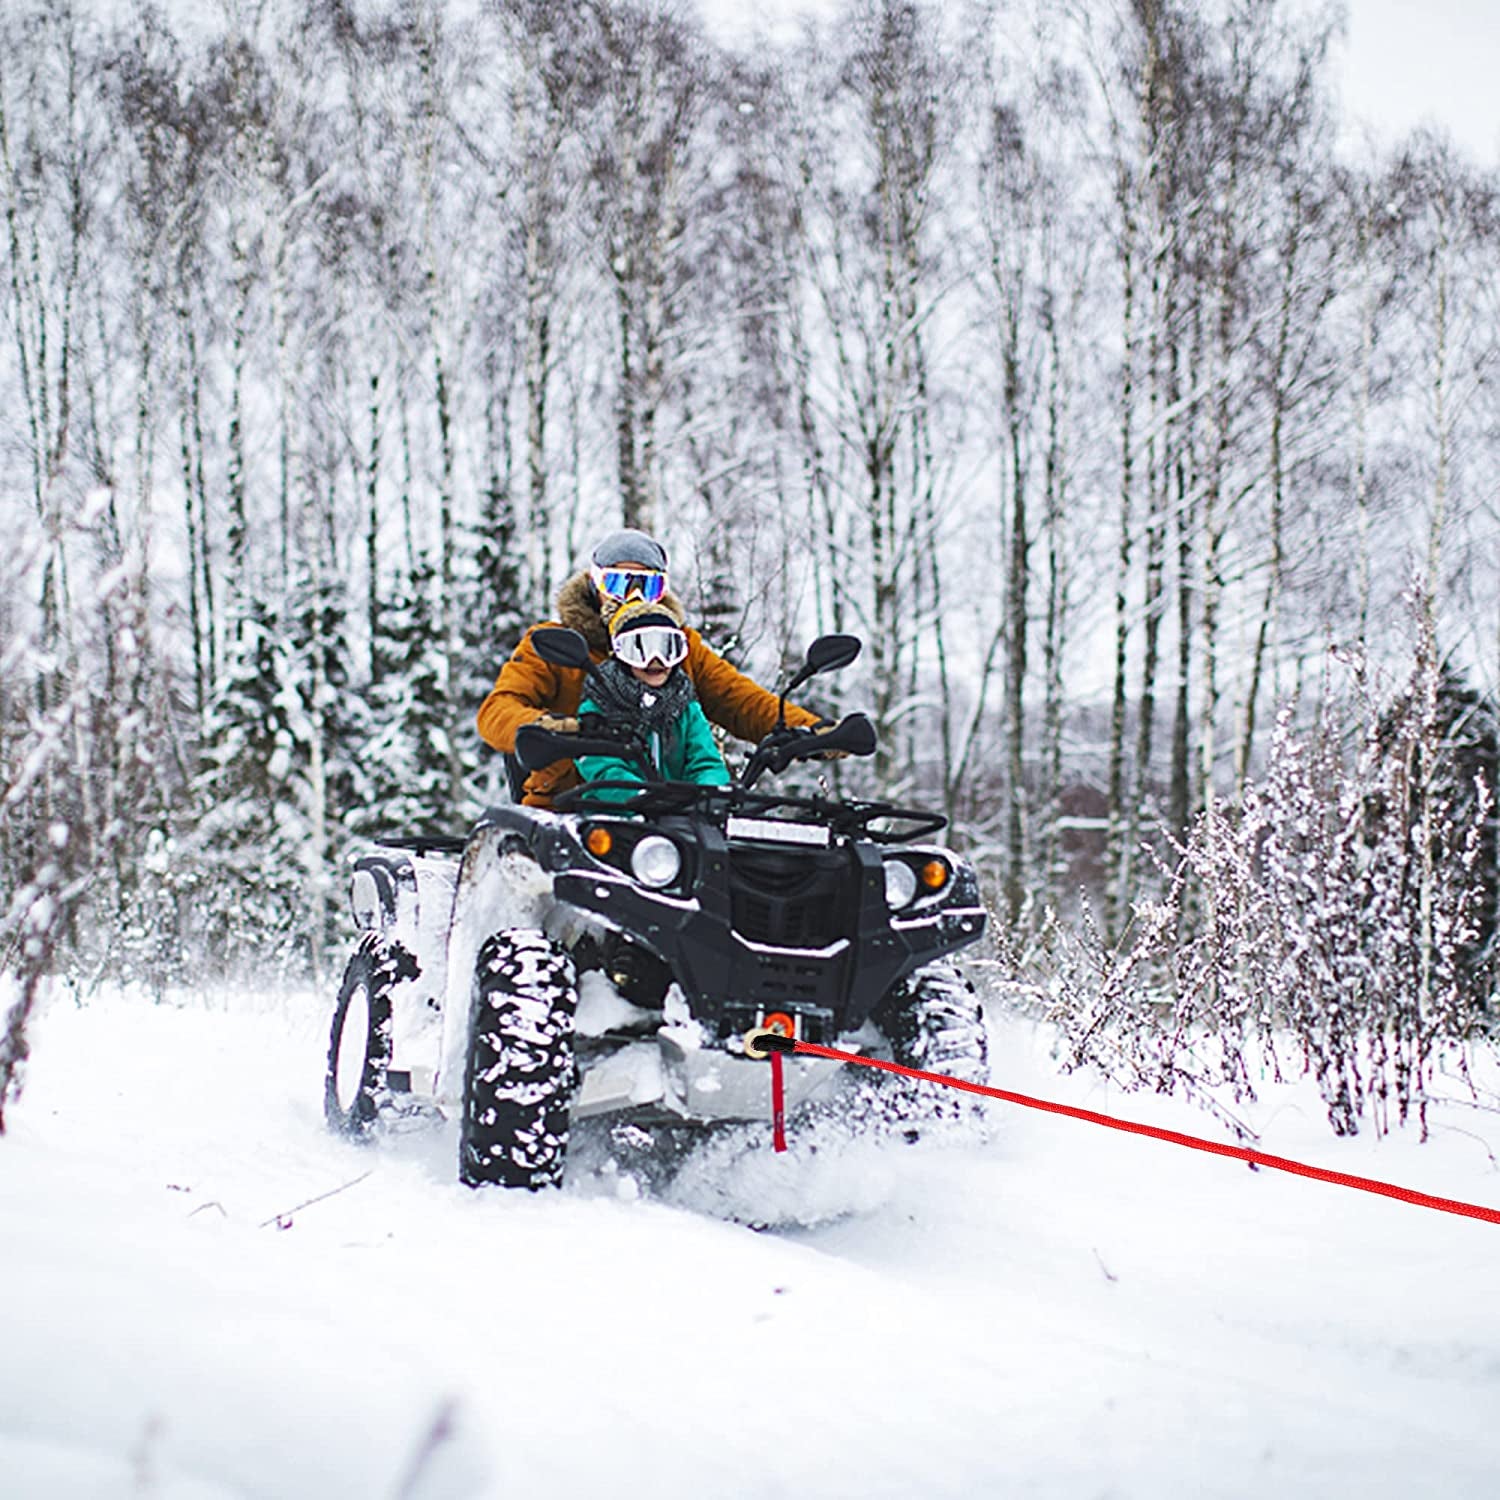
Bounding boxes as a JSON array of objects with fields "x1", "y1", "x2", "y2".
[{"x1": 433, "y1": 826, "x2": 559, "y2": 1104}]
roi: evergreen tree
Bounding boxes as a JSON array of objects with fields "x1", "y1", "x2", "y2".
[
  {"x1": 287, "y1": 561, "x2": 372, "y2": 964},
  {"x1": 457, "y1": 471, "x2": 530, "y2": 809},
  {"x1": 352, "y1": 556, "x2": 457, "y2": 838},
  {"x1": 1375, "y1": 661, "x2": 1500, "y2": 1012},
  {"x1": 1435, "y1": 668, "x2": 1500, "y2": 1003},
  {"x1": 292, "y1": 563, "x2": 370, "y2": 823},
  {"x1": 188, "y1": 603, "x2": 317, "y2": 971}
]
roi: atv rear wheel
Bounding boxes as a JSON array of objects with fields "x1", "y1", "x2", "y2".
[
  {"x1": 325, "y1": 933, "x2": 396, "y2": 1137},
  {"x1": 459, "y1": 928, "x2": 579, "y2": 1189}
]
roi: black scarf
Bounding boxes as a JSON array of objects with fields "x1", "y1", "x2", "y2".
[{"x1": 586, "y1": 657, "x2": 697, "y2": 740}]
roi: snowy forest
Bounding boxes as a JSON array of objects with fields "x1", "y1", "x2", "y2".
[{"x1": 4, "y1": 0, "x2": 1500, "y2": 1136}]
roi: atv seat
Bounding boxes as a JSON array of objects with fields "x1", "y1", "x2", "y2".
[{"x1": 502, "y1": 751, "x2": 528, "y2": 803}]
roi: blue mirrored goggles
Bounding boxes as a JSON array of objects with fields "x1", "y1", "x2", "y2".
[
  {"x1": 592, "y1": 565, "x2": 666, "y2": 603},
  {"x1": 613, "y1": 624, "x2": 688, "y2": 670}
]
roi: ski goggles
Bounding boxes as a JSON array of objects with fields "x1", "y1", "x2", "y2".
[
  {"x1": 591, "y1": 565, "x2": 667, "y2": 603},
  {"x1": 612, "y1": 624, "x2": 688, "y2": 670}
]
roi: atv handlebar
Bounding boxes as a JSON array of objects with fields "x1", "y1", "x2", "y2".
[
  {"x1": 515, "y1": 717, "x2": 655, "y2": 776},
  {"x1": 517, "y1": 710, "x2": 876, "y2": 787},
  {"x1": 741, "y1": 712, "x2": 876, "y2": 788},
  {"x1": 519, "y1": 696, "x2": 936, "y2": 840}
]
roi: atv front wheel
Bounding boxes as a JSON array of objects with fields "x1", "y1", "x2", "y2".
[
  {"x1": 868, "y1": 959, "x2": 990, "y2": 1128},
  {"x1": 880, "y1": 959, "x2": 989, "y2": 1078},
  {"x1": 325, "y1": 933, "x2": 396, "y2": 1137},
  {"x1": 459, "y1": 928, "x2": 579, "y2": 1189}
]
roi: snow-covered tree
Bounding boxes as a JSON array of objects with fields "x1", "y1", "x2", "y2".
[
  {"x1": 457, "y1": 457, "x2": 531, "y2": 810},
  {"x1": 353, "y1": 555, "x2": 456, "y2": 838},
  {"x1": 189, "y1": 604, "x2": 319, "y2": 971}
]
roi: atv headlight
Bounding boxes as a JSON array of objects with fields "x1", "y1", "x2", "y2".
[
  {"x1": 630, "y1": 834, "x2": 682, "y2": 889},
  {"x1": 884, "y1": 859, "x2": 918, "y2": 909}
]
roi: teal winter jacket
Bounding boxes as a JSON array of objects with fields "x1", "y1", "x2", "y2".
[{"x1": 574, "y1": 687, "x2": 730, "y2": 804}]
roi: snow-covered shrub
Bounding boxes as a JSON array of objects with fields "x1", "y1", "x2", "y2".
[
  {"x1": 2, "y1": 490, "x2": 185, "y2": 1123},
  {"x1": 1044, "y1": 883, "x2": 1261, "y2": 1142},
  {"x1": 1184, "y1": 692, "x2": 1486, "y2": 1139},
  {"x1": 0, "y1": 842, "x2": 73, "y2": 1132},
  {"x1": 1049, "y1": 643, "x2": 1493, "y2": 1141}
]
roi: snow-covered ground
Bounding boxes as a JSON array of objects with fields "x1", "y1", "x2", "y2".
[{"x1": 3, "y1": 983, "x2": 1500, "y2": 1499}]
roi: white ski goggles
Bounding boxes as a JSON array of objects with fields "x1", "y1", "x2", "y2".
[{"x1": 612, "y1": 624, "x2": 688, "y2": 669}]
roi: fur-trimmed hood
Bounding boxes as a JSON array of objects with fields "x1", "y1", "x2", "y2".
[{"x1": 555, "y1": 569, "x2": 688, "y2": 657}]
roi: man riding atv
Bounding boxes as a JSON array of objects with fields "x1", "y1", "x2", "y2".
[{"x1": 477, "y1": 528, "x2": 825, "y2": 806}]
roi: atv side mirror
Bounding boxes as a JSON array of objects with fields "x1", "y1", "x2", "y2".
[
  {"x1": 768, "y1": 633, "x2": 863, "y2": 737},
  {"x1": 530, "y1": 626, "x2": 593, "y2": 671},
  {"x1": 785, "y1": 633, "x2": 861, "y2": 695}
]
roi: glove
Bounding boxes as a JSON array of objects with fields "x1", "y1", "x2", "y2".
[{"x1": 535, "y1": 713, "x2": 579, "y2": 734}]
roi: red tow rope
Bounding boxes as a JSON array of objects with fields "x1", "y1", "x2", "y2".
[
  {"x1": 761, "y1": 1035, "x2": 1500, "y2": 1228},
  {"x1": 769, "y1": 1046, "x2": 788, "y2": 1152}
]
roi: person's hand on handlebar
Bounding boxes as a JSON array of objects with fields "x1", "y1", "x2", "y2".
[{"x1": 810, "y1": 719, "x2": 850, "y2": 761}]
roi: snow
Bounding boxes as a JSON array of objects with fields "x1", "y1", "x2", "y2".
[
  {"x1": 574, "y1": 969, "x2": 656, "y2": 1037},
  {"x1": 3, "y1": 986, "x2": 1500, "y2": 1498}
]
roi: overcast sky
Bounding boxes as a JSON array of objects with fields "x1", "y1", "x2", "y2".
[
  {"x1": 1335, "y1": 0, "x2": 1500, "y2": 161},
  {"x1": 695, "y1": 0, "x2": 1500, "y2": 165}
]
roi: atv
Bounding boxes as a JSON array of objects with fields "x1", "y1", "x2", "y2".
[{"x1": 323, "y1": 630, "x2": 989, "y2": 1190}]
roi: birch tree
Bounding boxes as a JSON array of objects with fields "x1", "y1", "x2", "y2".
[
  {"x1": 581, "y1": 0, "x2": 710, "y2": 537},
  {"x1": 499, "y1": 0, "x2": 599, "y2": 612},
  {"x1": 789, "y1": 0, "x2": 957, "y2": 790}
]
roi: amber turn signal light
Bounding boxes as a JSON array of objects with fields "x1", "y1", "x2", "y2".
[
  {"x1": 585, "y1": 826, "x2": 614, "y2": 857},
  {"x1": 919, "y1": 859, "x2": 949, "y2": 890}
]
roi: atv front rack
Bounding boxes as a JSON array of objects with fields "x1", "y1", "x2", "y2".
[{"x1": 550, "y1": 779, "x2": 948, "y2": 844}]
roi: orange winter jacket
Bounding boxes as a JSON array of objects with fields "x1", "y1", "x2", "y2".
[{"x1": 476, "y1": 572, "x2": 822, "y2": 806}]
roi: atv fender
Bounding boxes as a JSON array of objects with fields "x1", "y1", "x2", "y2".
[{"x1": 434, "y1": 820, "x2": 561, "y2": 1103}]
